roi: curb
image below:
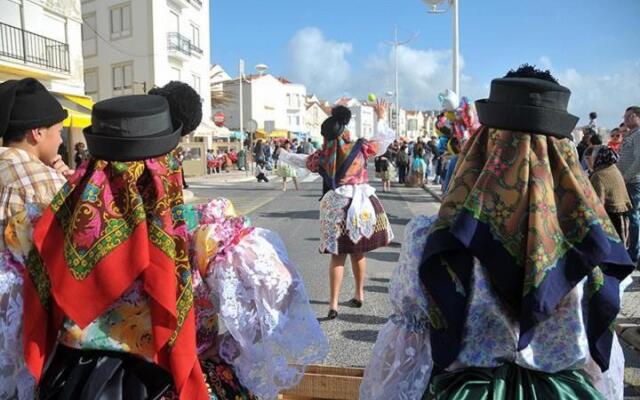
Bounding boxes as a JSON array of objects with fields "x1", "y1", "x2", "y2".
[{"x1": 422, "y1": 184, "x2": 443, "y2": 202}]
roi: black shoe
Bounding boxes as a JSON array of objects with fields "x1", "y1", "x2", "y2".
[
  {"x1": 327, "y1": 309, "x2": 338, "y2": 319},
  {"x1": 346, "y1": 298, "x2": 363, "y2": 308}
]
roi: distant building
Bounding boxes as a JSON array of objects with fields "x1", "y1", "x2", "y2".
[
  {"x1": 219, "y1": 74, "x2": 307, "y2": 140},
  {"x1": 406, "y1": 110, "x2": 425, "y2": 140},
  {"x1": 305, "y1": 98, "x2": 329, "y2": 142},
  {"x1": 335, "y1": 97, "x2": 375, "y2": 139},
  {"x1": 80, "y1": 0, "x2": 213, "y2": 135}
]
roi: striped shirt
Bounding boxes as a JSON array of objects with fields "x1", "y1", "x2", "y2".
[
  {"x1": 0, "y1": 147, "x2": 66, "y2": 241},
  {"x1": 617, "y1": 127, "x2": 640, "y2": 184}
]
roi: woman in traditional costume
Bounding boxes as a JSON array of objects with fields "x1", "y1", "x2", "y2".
[
  {"x1": 1, "y1": 82, "x2": 327, "y2": 399},
  {"x1": 361, "y1": 66, "x2": 634, "y2": 399},
  {"x1": 279, "y1": 102, "x2": 394, "y2": 319}
]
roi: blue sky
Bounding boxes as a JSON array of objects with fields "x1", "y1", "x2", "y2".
[{"x1": 211, "y1": 0, "x2": 640, "y2": 128}]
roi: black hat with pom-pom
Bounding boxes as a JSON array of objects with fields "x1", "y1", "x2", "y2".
[
  {"x1": 321, "y1": 106, "x2": 351, "y2": 140},
  {"x1": 475, "y1": 64, "x2": 578, "y2": 139},
  {"x1": 83, "y1": 81, "x2": 202, "y2": 161}
]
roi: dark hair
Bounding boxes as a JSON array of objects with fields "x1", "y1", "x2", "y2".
[
  {"x1": 589, "y1": 112, "x2": 597, "y2": 120},
  {"x1": 3, "y1": 123, "x2": 57, "y2": 145},
  {"x1": 627, "y1": 106, "x2": 640, "y2": 118},
  {"x1": 2, "y1": 128, "x2": 28, "y2": 145},
  {"x1": 589, "y1": 134, "x2": 603, "y2": 146},
  {"x1": 504, "y1": 64, "x2": 558, "y2": 83}
]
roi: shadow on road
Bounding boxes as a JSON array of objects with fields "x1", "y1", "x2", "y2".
[
  {"x1": 369, "y1": 277, "x2": 390, "y2": 283},
  {"x1": 386, "y1": 213, "x2": 411, "y2": 226},
  {"x1": 337, "y1": 313, "x2": 388, "y2": 325},
  {"x1": 342, "y1": 329, "x2": 379, "y2": 343},
  {"x1": 368, "y1": 252, "x2": 400, "y2": 263},
  {"x1": 364, "y1": 285, "x2": 389, "y2": 294},
  {"x1": 305, "y1": 237, "x2": 320, "y2": 241},
  {"x1": 260, "y1": 210, "x2": 320, "y2": 219}
]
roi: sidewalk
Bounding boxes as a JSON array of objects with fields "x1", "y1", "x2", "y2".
[{"x1": 421, "y1": 182, "x2": 640, "y2": 353}]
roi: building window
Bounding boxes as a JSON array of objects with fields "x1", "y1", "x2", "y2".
[
  {"x1": 82, "y1": 13, "x2": 97, "y2": 57},
  {"x1": 296, "y1": 116, "x2": 300, "y2": 126},
  {"x1": 110, "y1": 3, "x2": 132, "y2": 40},
  {"x1": 112, "y1": 62, "x2": 133, "y2": 96},
  {"x1": 286, "y1": 94, "x2": 291, "y2": 107},
  {"x1": 190, "y1": 24, "x2": 200, "y2": 49},
  {"x1": 191, "y1": 74, "x2": 200, "y2": 95},
  {"x1": 84, "y1": 68, "x2": 99, "y2": 96}
]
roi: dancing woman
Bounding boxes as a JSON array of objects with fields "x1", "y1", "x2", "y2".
[{"x1": 280, "y1": 101, "x2": 394, "y2": 319}]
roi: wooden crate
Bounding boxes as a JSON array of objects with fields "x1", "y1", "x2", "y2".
[{"x1": 279, "y1": 365, "x2": 364, "y2": 400}]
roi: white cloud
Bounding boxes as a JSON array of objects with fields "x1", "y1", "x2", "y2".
[
  {"x1": 553, "y1": 61, "x2": 640, "y2": 128},
  {"x1": 286, "y1": 28, "x2": 639, "y2": 128},
  {"x1": 287, "y1": 27, "x2": 352, "y2": 99}
]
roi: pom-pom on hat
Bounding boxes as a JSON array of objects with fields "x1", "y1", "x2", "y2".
[
  {"x1": 0, "y1": 78, "x2": 67, "y2": 138},
  {"x1": 321, "y1": 105, "x2": 351, "y2": 140},
  {"x1": 148, "y1": 81, "x2": 202, "y2": 135}
]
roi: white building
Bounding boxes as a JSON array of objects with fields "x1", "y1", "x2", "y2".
[
  {"x1": 219, "y1": 74, "x2": 307, "y2": 139},
  {"x1": 335, "y1": 97, "x2": 375, "y2": 139},
  {"x1": 305, "y1": 99, "x2": 328, "y2": 142},
  {"x1": 406, "y1": 110, "x2": 425, "y2": 140},
  {"x1": 0, "y1": 0, "x2": 88, "y2": 159},
  {"x1": 0, "y1": 0, "x2": 85, "y2": 95},
  {"x1": 80, "y1": 0, "x2": 212, "y2": 133}
]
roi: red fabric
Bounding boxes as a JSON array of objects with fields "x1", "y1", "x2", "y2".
[{"x1": 23, "y1": 155, "x2": 209, "y2": 399}]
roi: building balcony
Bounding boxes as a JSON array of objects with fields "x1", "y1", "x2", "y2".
[
  {"x1": 188, "y1": 0, "x2": 202, "y2": 8},
  {"x1": 167, "y1": 32, "x2": 203, "y2": 62},
  {"x1": 0, "y1": 22, "x2": 70, "y2": 73}
]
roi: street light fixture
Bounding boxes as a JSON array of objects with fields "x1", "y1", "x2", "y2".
[{"x1": 421, "y1": 0, "x2": 460, "y2": 96}]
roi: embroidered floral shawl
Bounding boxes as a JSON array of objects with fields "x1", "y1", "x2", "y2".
[
  {"x1": 23, "y1": 152, "x2": 209, "y2": 399},
  {"x1": 419, "y1": 127, "x2": 634, "y2": 372}
]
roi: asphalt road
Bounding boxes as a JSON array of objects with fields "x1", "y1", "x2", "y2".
[{"x1": 187, "y1": 172, "x2": 440, "y2": 367}]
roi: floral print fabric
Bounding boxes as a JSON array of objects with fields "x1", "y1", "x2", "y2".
[
  {"x1": 420, "y1": 127, "x2": 634, "y2": 371},
  {"x1": 361, "y1": 216, "x2": 625, "y2": 400}
]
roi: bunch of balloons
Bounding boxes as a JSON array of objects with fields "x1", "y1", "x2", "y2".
[{"x1": 435, "y1": 89, "x2": 480, "y2": 141}]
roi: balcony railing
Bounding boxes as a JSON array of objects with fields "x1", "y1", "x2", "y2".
[
  {"x1": 0, "y1": 22, "x2": 69, "y2": 72},
  {"x1": 167, "y1": 32, "x2": 203, "y2": 57},
  {"x1": 188, "y1": 0, "x2": 202, "y2": 7}
]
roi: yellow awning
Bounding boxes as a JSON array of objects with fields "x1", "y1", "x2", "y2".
[
  {"x1": 255, "y1": 130, "x2": 268, "y2": 139},
  {"x1": 269, "y1": 130, "x2": 289, "y2": 138},
  {"x1": 53, "y1": 93, "x2": 94, "y2": 129}
]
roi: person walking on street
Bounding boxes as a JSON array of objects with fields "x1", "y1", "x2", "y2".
[
  {"x1": 276, "y1": 141, "x2": 299, "y2": 191},
  {"x1": 278, "y1": 102, "x2": 394, "y2": 319},
  {"x1": 617, "y1": 106, "x2": 640, "y2": 263},
  {"x1": 396, "y1": 144, "x2": 409, "y2": 184},
  {"x1": 255, "y1": 160, "x2": 269, "y2": 182}
]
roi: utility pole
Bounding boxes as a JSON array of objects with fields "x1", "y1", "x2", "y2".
[{"x1": 386, "y1": 26, "x2": 418, "y2": 137}]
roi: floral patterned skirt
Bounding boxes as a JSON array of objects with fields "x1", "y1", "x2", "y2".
[{"x1": 319, "y1": 191, "x2": 393, "y2": 255}]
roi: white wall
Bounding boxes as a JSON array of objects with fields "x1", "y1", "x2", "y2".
[
  {"x1": 0, "y1": 0, "x2": 84, "y2": 95},
  {"x1": 82, "y1": 0, "x2": 211, "y2": 120}
]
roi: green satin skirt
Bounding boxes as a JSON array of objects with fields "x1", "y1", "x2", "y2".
[{"x1": 424, "y1": 363, "x2": 604, "y2": 400}]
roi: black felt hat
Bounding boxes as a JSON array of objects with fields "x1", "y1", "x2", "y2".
[
  {"x1": 0, "y1": 78, "x2": 67, "y2": 137},
  {"x1": 475, "y1": 77, "x2": 579, "y2": 139},
  {"x1": 321, "y1": 106, "x2": 352, "y2": 140},
  {"x1": 84, "y1": 95, "x2": 182, "y2": 161}
]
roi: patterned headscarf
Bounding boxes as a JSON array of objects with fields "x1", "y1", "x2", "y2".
[
  {"x1": 419, "y1": 127, "x2": 633, "y2": 372},
  {"x1": 593, "y1": 145, "x2": 619, "y2": 171},
  {"x1": 24, "y1": 152, "x2": 208, "y2": 399}
]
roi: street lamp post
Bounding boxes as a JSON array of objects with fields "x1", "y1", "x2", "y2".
[
  {"x1": 385, "y1": 27, "x2": 418, "y2": 137},
  {"x1": 421, "y1": 0, "x2": 460, "y2": 95}
]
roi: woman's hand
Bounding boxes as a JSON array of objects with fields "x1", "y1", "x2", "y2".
[
  {"x1": 373, "y1": 99, "x2": 388, "y2": 120},
  {"x1": 49, "y1": 155, "x2": 75, "y2": 179}
]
